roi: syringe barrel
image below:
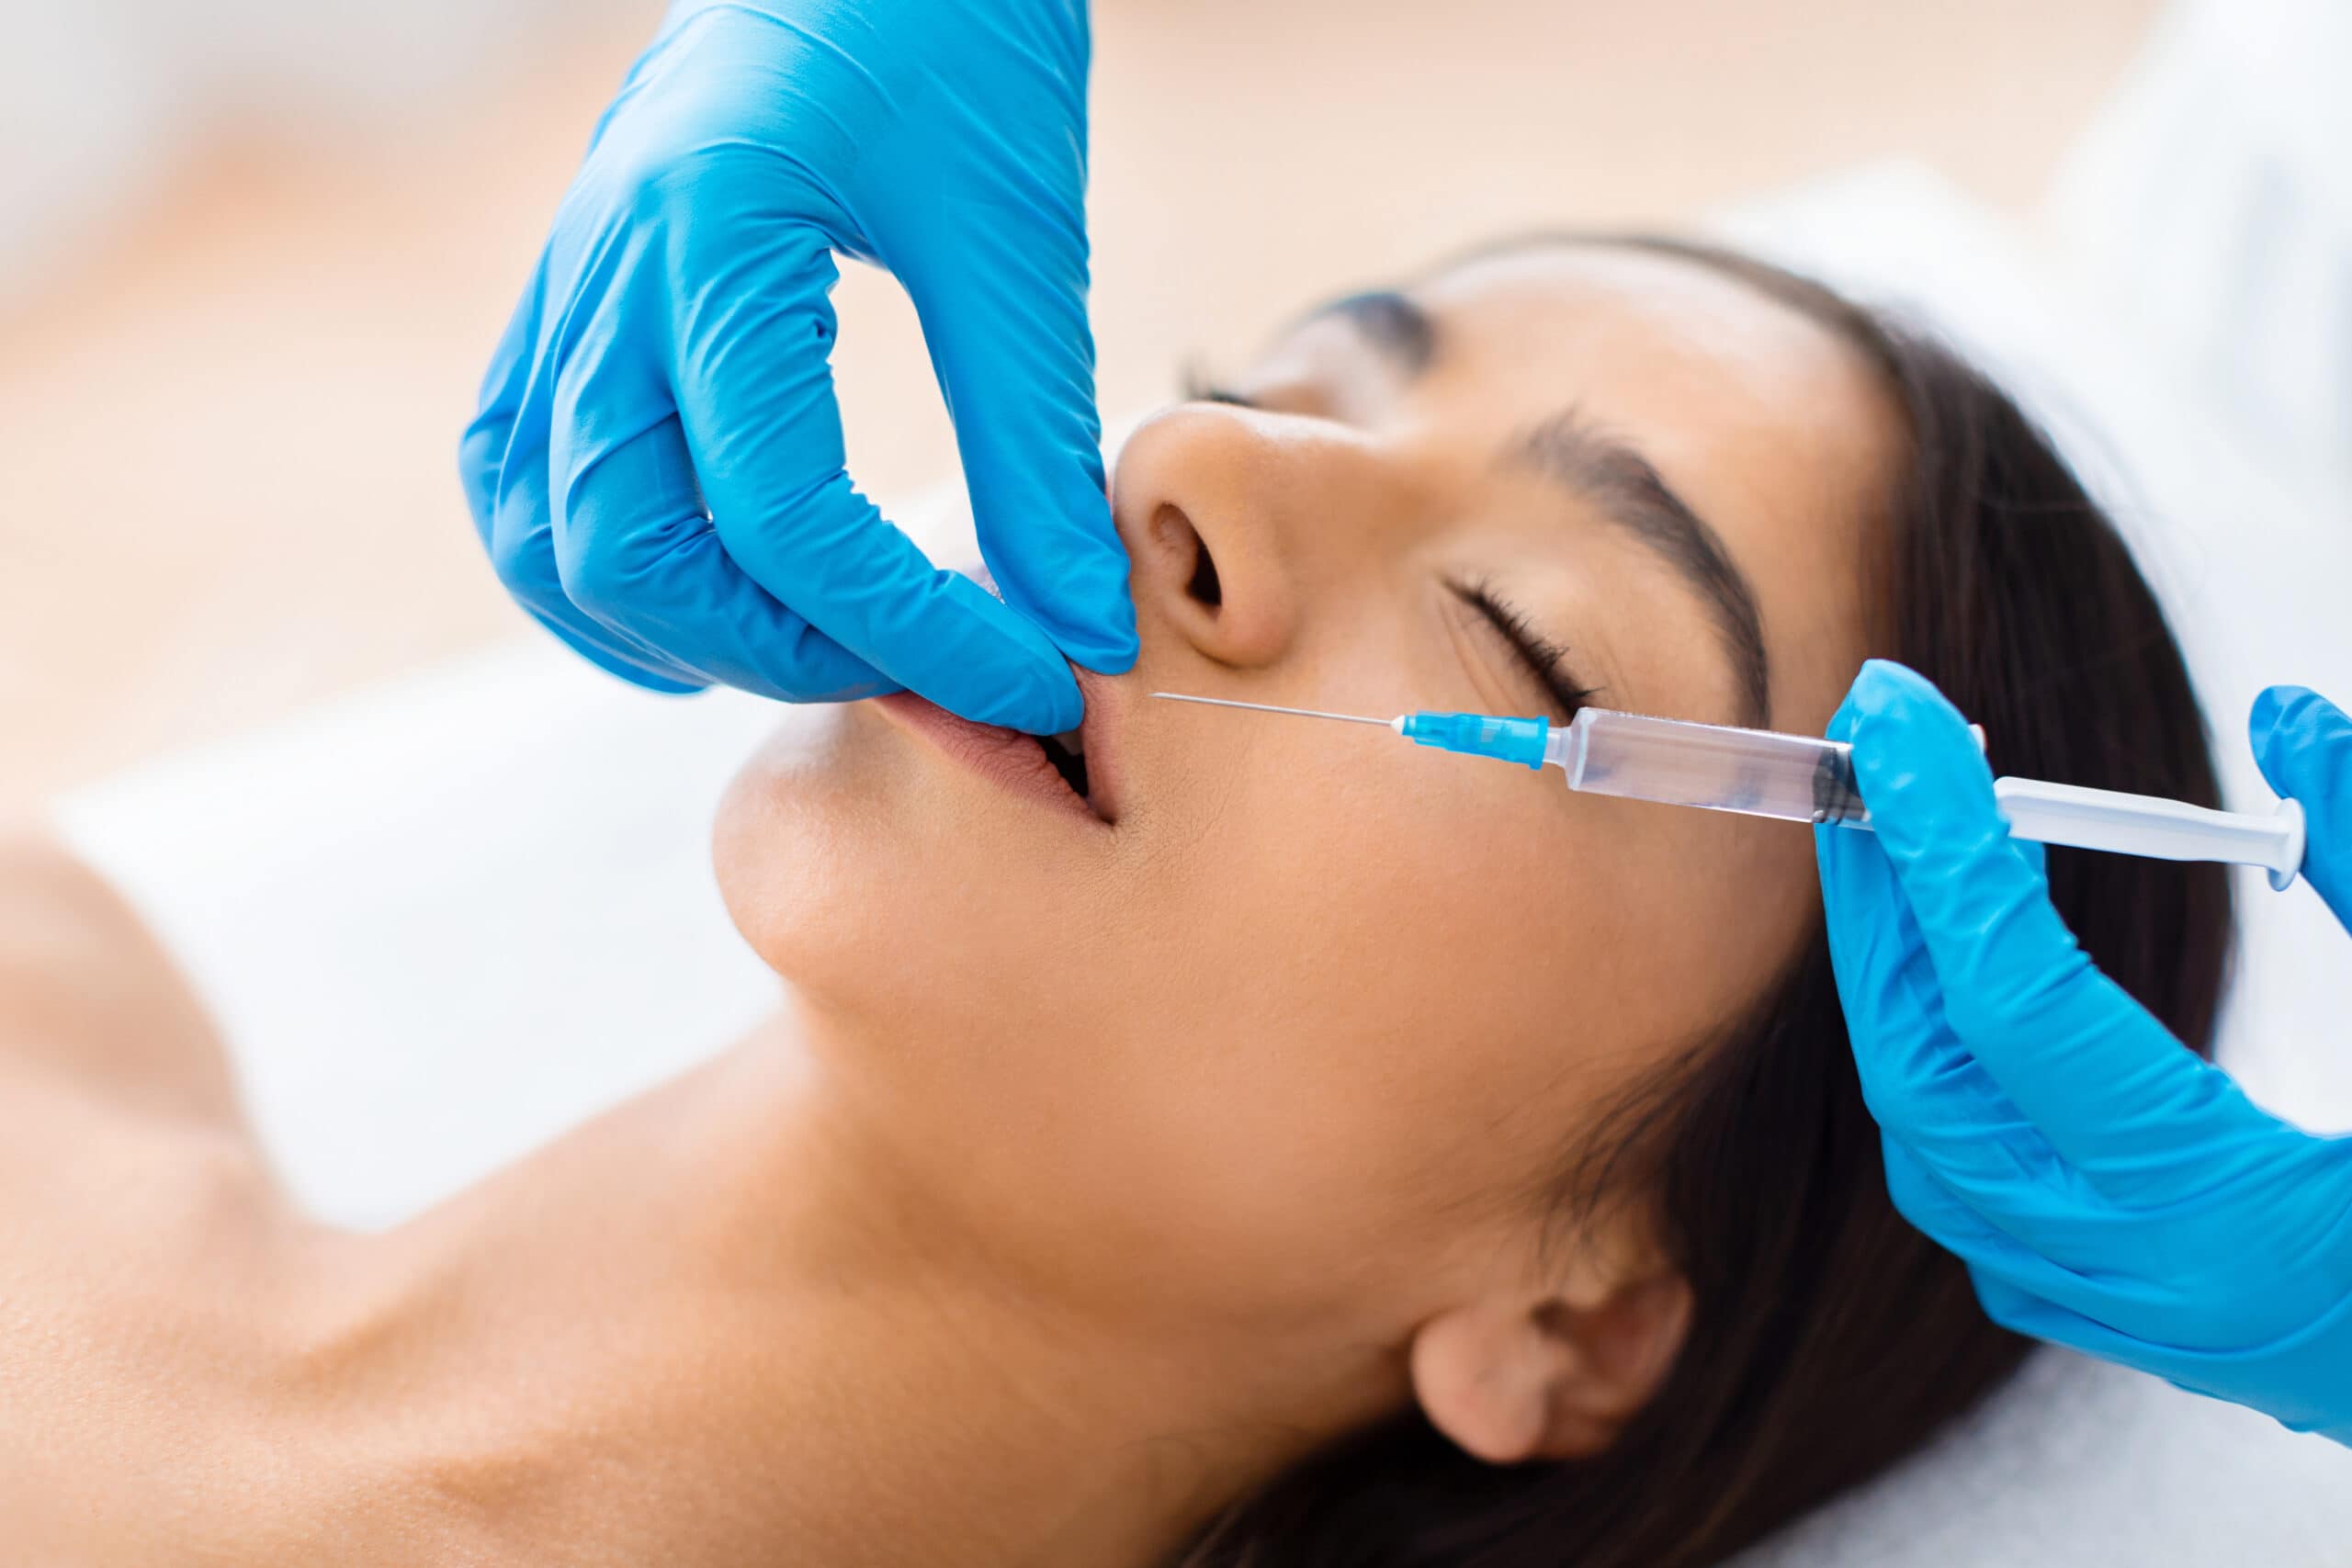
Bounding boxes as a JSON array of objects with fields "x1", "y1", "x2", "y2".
[{"x1": 1548, "y1": 707, "x2": 1868, "y2": 825}]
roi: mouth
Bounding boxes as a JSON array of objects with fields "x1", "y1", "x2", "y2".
[
  {"x1": 873, "y1": 692, "x2": 1114, "y2": 826},
  {"x1": 1038, "y1": 728, "x2": 1091, "y2": 803}
]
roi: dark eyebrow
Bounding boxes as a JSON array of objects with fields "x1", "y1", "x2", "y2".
[
  {"x1": 1508, "y1": 412, "x2": 1772, "y2": 727},
  {"x1": 1296, "y1": 289, "x2": 1437, "y2": 377}
]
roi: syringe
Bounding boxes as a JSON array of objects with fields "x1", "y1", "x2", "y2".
[{"x1": 1151, "y1": 694, "x2": 2307, "y2": 890}]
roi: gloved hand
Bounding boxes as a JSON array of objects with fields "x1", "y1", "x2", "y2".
[
  {"x1": 459, "y1": 0, "x2": 1134, "y2": 734},
  {"x1": 1817, "y1": 660, "x2": 2352, "y2": 1443}
]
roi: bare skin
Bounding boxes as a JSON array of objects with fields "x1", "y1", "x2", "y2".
[
  {"x1": 0, "y1": 856, "x2": 1317, "y2": 1564},
  {"x1": 0, "y1": 243, "x2": 1893, "y2": 1565}
]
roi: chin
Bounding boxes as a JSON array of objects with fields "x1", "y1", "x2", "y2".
[
  {"x1": 710, "y1": 703, "x2": 1063, "y2": 1035},
  {"x1": 715, "y1": 706, "x2": 901, "y2": 989}
]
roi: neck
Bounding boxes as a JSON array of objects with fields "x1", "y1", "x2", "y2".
[{"x1": 314, "y1": 1015, "x2": 1339, "y2": 1567}]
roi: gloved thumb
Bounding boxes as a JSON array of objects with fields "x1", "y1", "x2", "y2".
[{"x1": 2251, "y1": 685, "x2": 2352, "y2": 924}]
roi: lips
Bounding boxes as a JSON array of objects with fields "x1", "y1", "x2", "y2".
[{"x1": 874, "y1": 688, "x2": 1116, "y2": 825}]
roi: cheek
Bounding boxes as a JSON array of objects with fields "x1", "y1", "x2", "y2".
[
  {"x1": 1143, "y1": 774, "x2": 1817, "y2": 1227},
  {"x1": 712, "y1": 719, "x2": 897, "y2": 988},
  {"x1": 1124, "y1": 772, "x2": 1647, "y2": 1211}
]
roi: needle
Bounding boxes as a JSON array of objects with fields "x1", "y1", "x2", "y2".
[{"x1": 1149, "y1": 693, "x2": 1396, "y2": 727}]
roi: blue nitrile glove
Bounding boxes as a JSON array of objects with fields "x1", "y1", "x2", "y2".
[
  {"x1": 1817, "y1": 660, "x2": 2352, "y2": 1443},
  {"x1": 458, "y1": 0, "x2": 1135, "y2": 734}
]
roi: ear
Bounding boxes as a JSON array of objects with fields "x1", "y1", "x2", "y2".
[{"x1": 1408, "y1": 1272, "x2": 1691, "y2": 1464}]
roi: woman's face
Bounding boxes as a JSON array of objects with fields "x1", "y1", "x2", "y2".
[{"x1": 717, "y1": 242, "x2": 1894, "y2": 1329}]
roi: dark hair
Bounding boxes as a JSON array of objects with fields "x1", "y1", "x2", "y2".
[{"x1": 1175, "y1": 238, "x2": 2236, "y2": 1567}]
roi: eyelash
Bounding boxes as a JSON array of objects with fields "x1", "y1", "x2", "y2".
[
  {"x1": 1180, "y1": 365, "x2": 1255, "y2": 408},
  {"x1": 1453, "y1": 579, "x2": 1598, "y2": 719}
]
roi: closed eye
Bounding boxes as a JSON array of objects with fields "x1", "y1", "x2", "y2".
[
  {"x1": 1180, "y1": 365, "x2": 1257, "y2": 408},
  {"x1": 1451, "y1": 579, "x2": 1599, "y2": 720}
]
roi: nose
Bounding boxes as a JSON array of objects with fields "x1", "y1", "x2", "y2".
[{"x1": 1114, "y1": 404, "x2": 1396, "y2": 671}]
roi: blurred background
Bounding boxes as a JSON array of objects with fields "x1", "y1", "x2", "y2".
[{"x1": 0, "y1": 0, "x2": 2183, "y2": 809}]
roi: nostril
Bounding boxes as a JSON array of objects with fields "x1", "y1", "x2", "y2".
[
  {"x1": 1186, "y1": 541, "x2": 1224, "y2": 609},
  {"x1": 1153, "y1": 502, "x2": 1224, "y2": 611}
]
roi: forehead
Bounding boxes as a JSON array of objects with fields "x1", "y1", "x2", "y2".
[{"x1": 1281, "y1": 243, "x2": 1901, "y2": 734}]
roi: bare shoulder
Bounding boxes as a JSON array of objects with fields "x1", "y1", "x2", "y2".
[
  {"x1": 0, "y1": 834, "x2": 568, "y2": 1562},
  {"x1": 0, "y1": 820, "x2": 247, "y2": 1129}
]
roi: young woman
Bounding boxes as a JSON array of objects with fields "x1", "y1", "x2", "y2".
[{"x1": 1, "y1": 235, "x2": 2229, "y2": 1567}]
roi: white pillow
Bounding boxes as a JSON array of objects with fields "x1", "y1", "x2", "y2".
[{"x1": 56, "y1": 643, "x2": 787, "y2": 1228}]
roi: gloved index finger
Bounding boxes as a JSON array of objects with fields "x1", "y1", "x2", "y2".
[
  {"x1": 1841, "y1": 660, "x2": 2255, "y2": 1181},
  {"x1": 896, "y1": 201, "x2": 1137, "y2": 679},
  {"x1": 671, "y1": 202, "x2": 1085, "y2": 733}
]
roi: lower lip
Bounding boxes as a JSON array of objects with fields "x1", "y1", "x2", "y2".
[{"x1": 874, "y1": 694, "x2": 1099, "y2": 824}]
